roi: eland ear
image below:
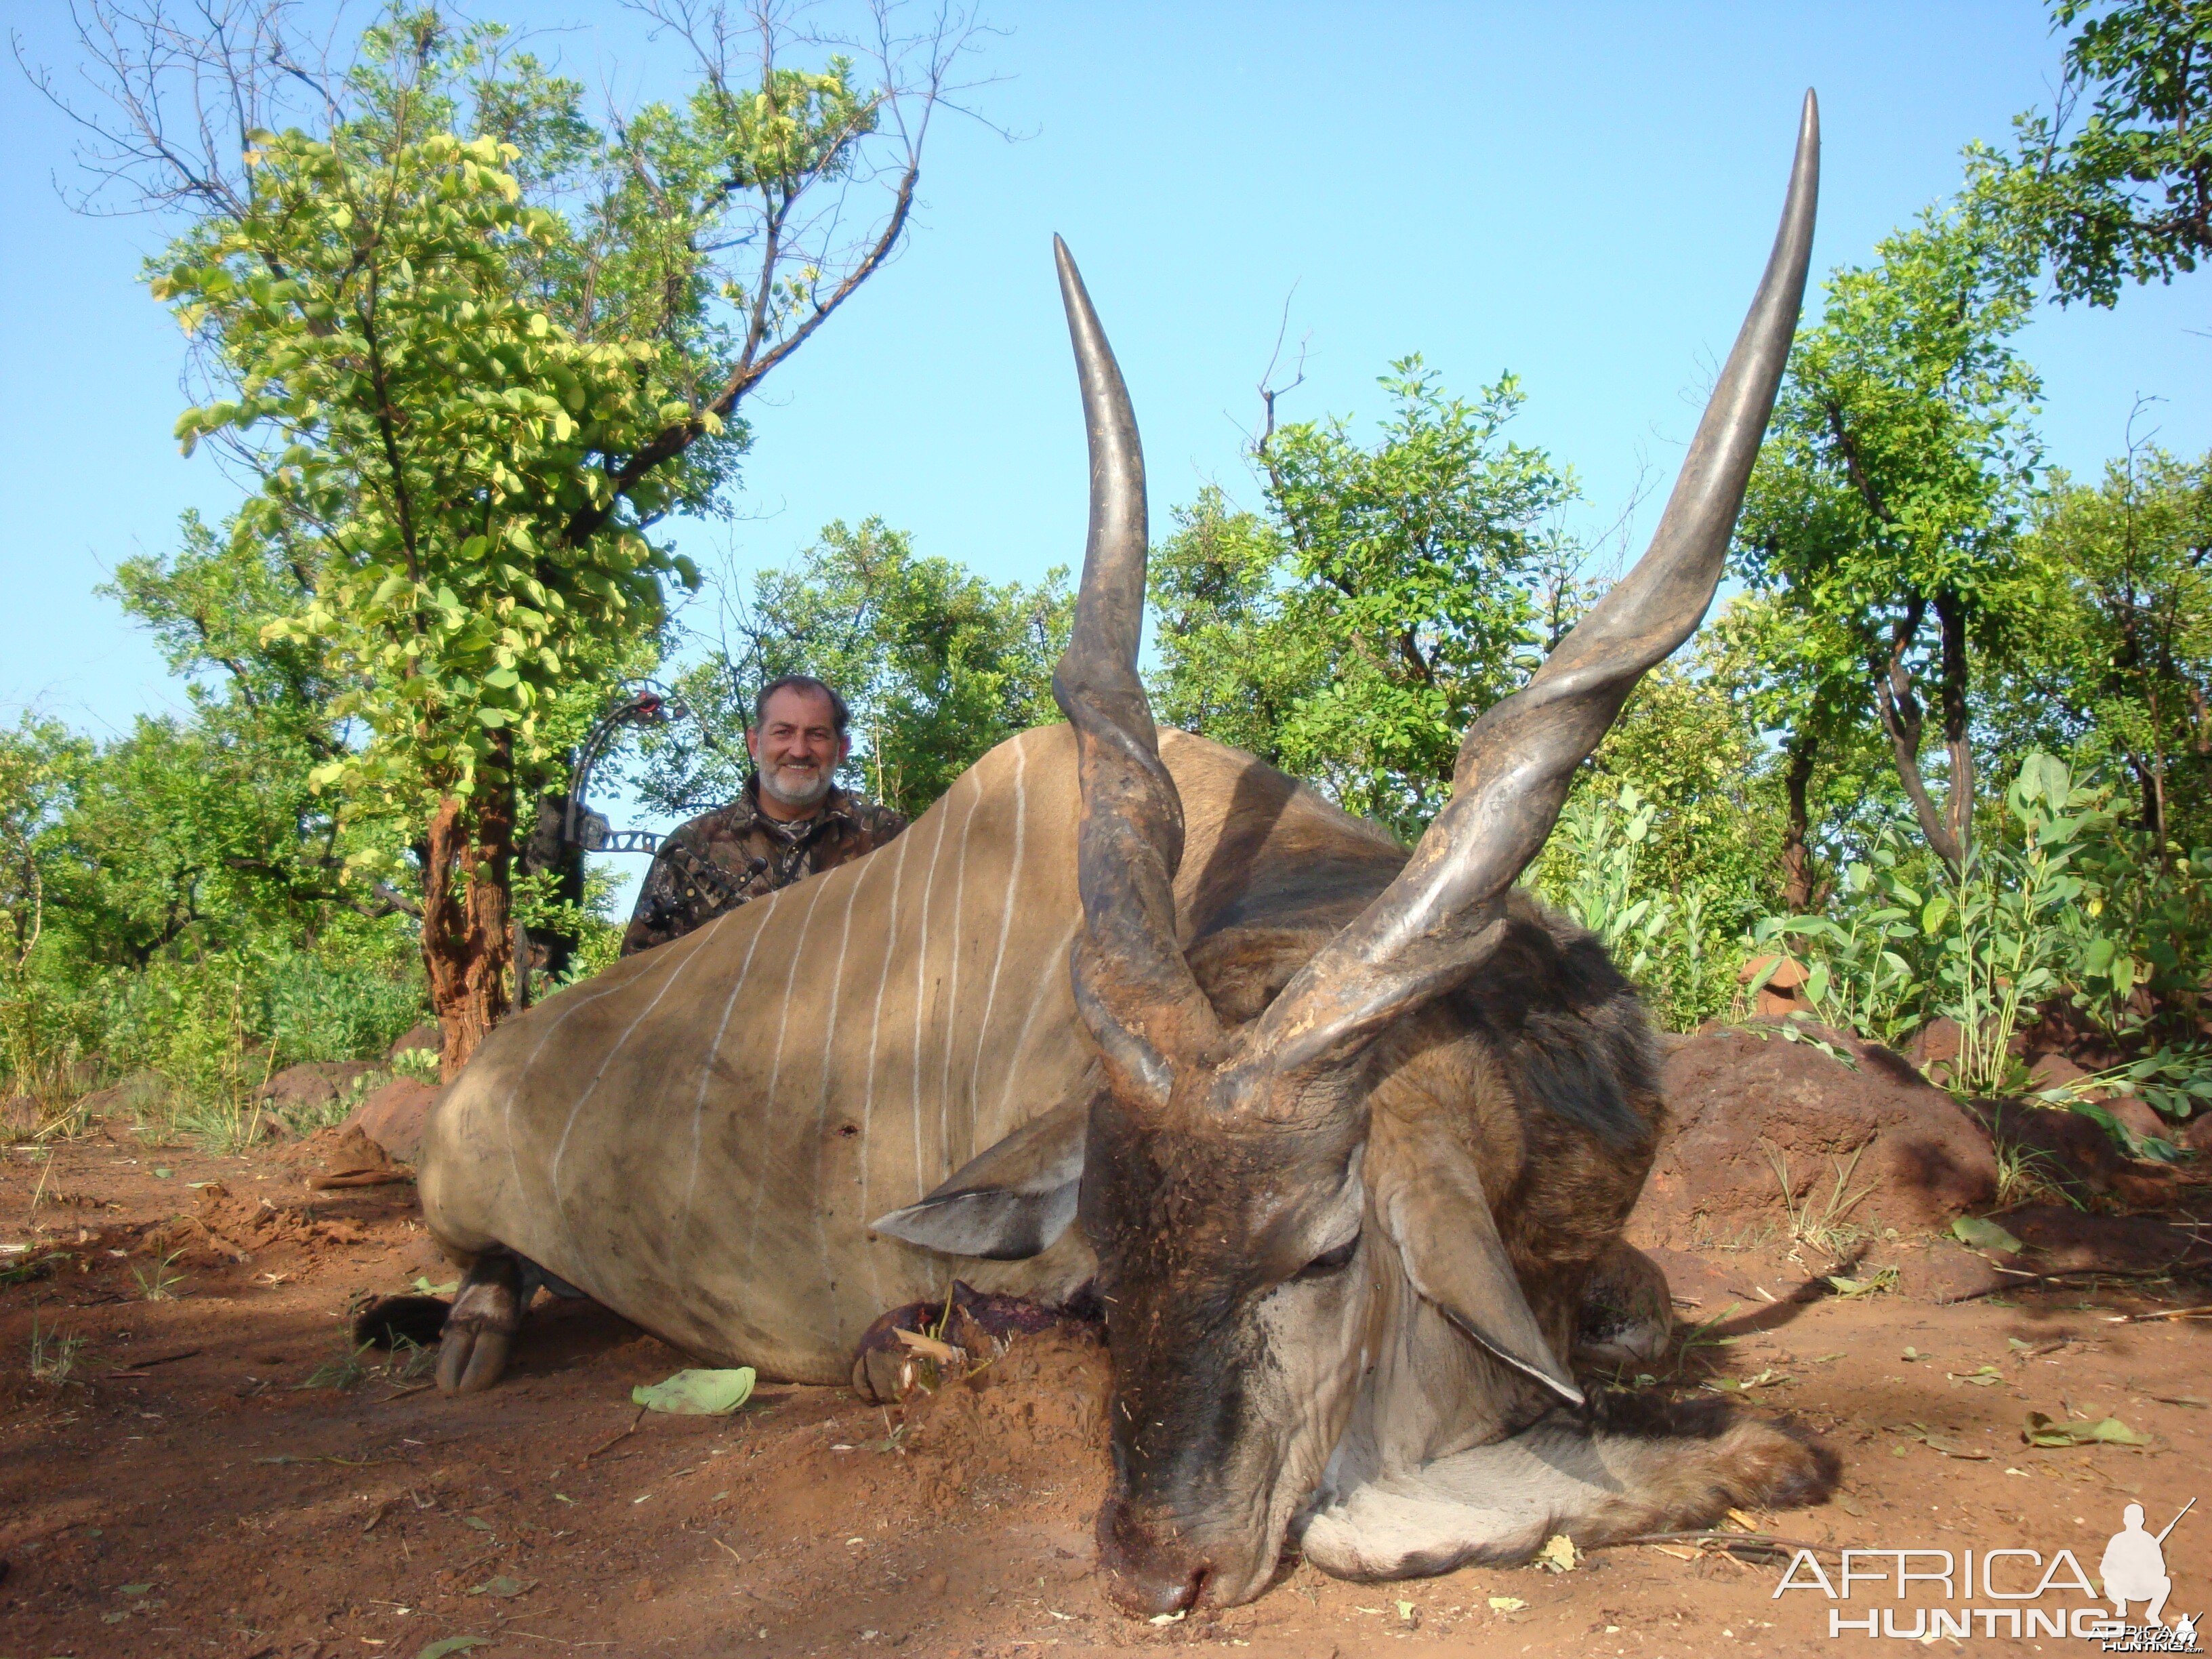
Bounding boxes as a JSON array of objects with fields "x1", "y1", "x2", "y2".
[
  {"x1": 870, "y1": 1094, "x2": 1090, "y2": 1261},
  {"x1": 1370, "y1": 1122, "x2": 1584, "y2": 1408}
]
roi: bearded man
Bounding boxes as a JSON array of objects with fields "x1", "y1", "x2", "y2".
[{"x1": 619, "y1": 676, "x2": 908, "y2": 956}]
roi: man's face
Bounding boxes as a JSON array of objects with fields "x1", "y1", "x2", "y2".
[{"x1": 747, "y1": 686, "x2": 849, "y2": 813}]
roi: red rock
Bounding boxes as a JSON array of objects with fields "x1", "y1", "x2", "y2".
[
  {"x1": 255, "y1": 1061, "x2": 378, "y2": 1113},
  {"x1": 342, "y1": 1078, "x2": 440, "y2": 1164},
  {"x1": 2004, "y1": 1204, "x2": 2210, "y2": 1276},
  {"x1": 2027, "y1": 1052, "x2": 2091, "y2": 1094},
  {"x1": 1969, "y1": 1099, "x2": 2177, "y2": 1207},
  {"x1": 1629, "y1": 1021, "x2": 1998, "y2": 1251},
  {"x1": 387, "y1": 1023, "x2": 442, "y2": 1064},
  {"x1": 2104, "y1": 1092, "x2": 2173, "y2": 1147}
]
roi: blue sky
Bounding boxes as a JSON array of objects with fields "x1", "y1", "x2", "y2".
[{"x1": 5, "y1": 1, "x2": 2208, "y2": 900}]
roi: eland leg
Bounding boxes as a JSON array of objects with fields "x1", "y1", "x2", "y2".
[
  {"x1": 850, "y1": 1282, "x2": 1071, "y2": 1401},
  {"x1": 1301, "y1": 1402, "x2": 1835, "y2": 1581},
  {"x1": 438, "y1": 1250, "x2": 527, "y2": 1395},
  {"x1": 1573, "y1": 1240, "x2": 1674, "y2": 1372}
]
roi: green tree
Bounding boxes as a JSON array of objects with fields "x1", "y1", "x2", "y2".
[
  {"x1": 1975, "y1": 0, "x2": 2212, "y2": 308},
  {"x1": 1735, "y1": 206, "x2": 2043, "y2": 872},
  {"x1": 1990, "y1": 443, "x2": 2212, "y2": 845},
  {"x1": 1149, "y1": 359, "x2": 1578, "y2": 841},
  {"x1": 638, "y1": 520, "x2": 1070, "y2": 820},
  {"x1": 47, "y1": 3, "x2": 987, "y2": 1069}
]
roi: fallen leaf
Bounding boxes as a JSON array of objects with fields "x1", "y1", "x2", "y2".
[
  {"x1": 2022, "y1": 1412, "x2": 2150, "y2": 1448},
  {"x1": 1536, "y1": 1534, "x2": 1578, "y2": 1573},
  {"x1": 1948, "y1": 1366, "x2": 2004, "y2": 1387},
  {"x1": 1149, "y1": 1610, "x2": 1185, "y2": 1626},
  {"x1": 1836, "y1": 1494, "x2": 1866, "y2": 1517},
  {"x1": 1704, "y1": 1368, "x2": 1787, "y2": 1393},
  {"x1": 1921, "y1": 1435, "x2": 1992, "y2": 1460},
  {"x1": 1902, "y1": 1347, "x2": 1924, "y2": 1362},
  {"x1": 116, "y1": 1582, "x2": 152, "y2": 1597},
  {"x1": 411, "y1": 1276, "x2": 459, "y2": 1295},
  {"x1": 1488, "y1": 1597, "x2": 1527, "y2": 1612},
  {"x1": 466, "y1": 1575, "x2": 534, "y2": 1598},
  {"x1": 632, "y1": 1367, "x2": 756, "y2": 1416},
  {"x1": 1395, "y1": 1599, "x2": 1416, "y2": 1621},
  {"x1": 1952, "y1": 1216, "x2": 2023, "y2": 1255},
  {"x1": 414, "y1": 1641, "x2": 490, "y2": 1659},
  {"x1": 460, "y1": 1516, "x2": 493, "y2": 1532}
]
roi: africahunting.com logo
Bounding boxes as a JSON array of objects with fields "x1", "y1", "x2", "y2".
[{"x1": 1773, "y1": 1499, "x2": 2197, "y2": 1650}]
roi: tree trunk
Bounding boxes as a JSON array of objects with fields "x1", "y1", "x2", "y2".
[
  {"x1": 1779, "y1": 727, "x2": 1818, "y2": 912},
  {"x1": 1933, "y1": 593, "x2": 1974, "y2": 864},
  {"x1": 421, "y1": 779, "x2": 516, "y2": 1080},
  {"x1": 1871, "y1": 597, "x2": 1967, "y2": 874}
]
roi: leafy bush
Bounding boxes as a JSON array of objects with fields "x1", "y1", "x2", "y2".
[
  {"x1": 1534, "y1": 780, "x2": 1741, "y2": 1031},
  {"x1": 1755, "y1": 752, "x2": 2212, "y2": 1126}
]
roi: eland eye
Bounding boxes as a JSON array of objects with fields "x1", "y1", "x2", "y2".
[{"x1": 1294, "y1": 1235, "x2": 1360, "y2": 1280}]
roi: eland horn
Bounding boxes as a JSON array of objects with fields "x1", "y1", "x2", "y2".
[
  {"x1": 1245, "y1": 90, "x2": 1822, "y2": 1086},
  {"x1": 1050, "y1": 238, "x2": 1221, "y2": 1107}
]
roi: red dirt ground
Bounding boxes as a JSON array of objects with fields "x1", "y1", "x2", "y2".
[{"x1": 3, "y1": 1127, "x2": 2209, "y2": 1659}]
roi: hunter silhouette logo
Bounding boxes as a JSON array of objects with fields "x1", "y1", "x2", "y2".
[
  {"x1": 1773, "y1": 1496, "x2": 2199, "y2": 1647},
  {"x1": 2103, "y1": 1500, "x2": 2187, "y2": 1628}
]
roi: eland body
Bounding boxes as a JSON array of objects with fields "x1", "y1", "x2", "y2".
[{"x1": 417, "y1": 91, "x2": 1835, "y2": 1614}]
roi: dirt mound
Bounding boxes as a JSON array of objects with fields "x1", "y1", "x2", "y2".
[
  {"x1": 341, "y1": 1077, "x2": 439, "y2": 1162},
  {"x1": 895, "y1": 1326, "x2": 1112, "y2": 1519},
  {"x1": 1630, "y1": 1021, "x2": 1997, "y2": 1250},
  {"x1": 387, "y1": 1021, "x2": 442, "y2": 1063},
  {"x1": 255, "y1": 1060, "x2": 379, "y2": 1112},
  {"x1": 142, "y1": 1179, "x2": 363, "y2": 1264},
  {"x1": 1969, "y1": 1097, "x2": 2183, "y2": 1208}
]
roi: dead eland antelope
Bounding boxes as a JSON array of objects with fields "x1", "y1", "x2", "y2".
[{"x1": 410, "y1": 90, "x2": 1834, "y2": 1615}]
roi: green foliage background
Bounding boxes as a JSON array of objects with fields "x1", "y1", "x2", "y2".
[{"x1": 10, "y1": 0, "x2": 2212, "y2": 1160}]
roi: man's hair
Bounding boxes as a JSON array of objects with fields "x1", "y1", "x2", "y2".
[{"x1": 753, "y1": 674, "x2": 851, "y2": 736}]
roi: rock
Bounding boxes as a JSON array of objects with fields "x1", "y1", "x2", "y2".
[
  {"x1": 2027, "y1": 1052, "x2": 2091, "y2": 1094},
  {"x1": 1968, "y1": 1100, "x2": 2175, "y2": 1208},
  {"x1": 1907, "y1": 1019, "x2": 1962, "y2": 1069},
  {"x1": 2104, "y1": 1092, "x2": 2174, "y2": 1147},
  {"x1": 1629, "y1": 1021, "x2": 1998, "y2": 1251},
  {"x1": 75, "y1": 1071, "x2": 169, "y2": 1124},
  {"x1": 2003, "y1": 1204, "x2": 2211, "y2": 1277},
  {"x1": 0, "y1": 1094, "x2": 39, "y2": 1136},
  {"x1": 387, "y1": 1023, "x2": 442, "y2": 1064},
  {"x1": 304, "y1": 1126, "x2": 411, "y2": 1191},
  {"x1": 341, "y1": 1078, "x2": 440, "y2": 1164},
  {"x1": 2181, "y1": 1113, "x2": 2212, "y2": 1155},
  {"x1": 255, "y1": 1061, "x2": 379, "y2": 1113},
  {"x1": 1739, "y1": 954, "x2": 1812, "y2": 1019}
]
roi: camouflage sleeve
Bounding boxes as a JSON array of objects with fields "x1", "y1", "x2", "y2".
[
  {"x1": 620, "y1": 835, "x2": 697, "y2": 957},
  {"x1": 858, "y1": 800, "x2": 909, "y2": 849}
]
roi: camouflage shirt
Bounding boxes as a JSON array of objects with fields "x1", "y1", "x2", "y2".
[{"x1": 620, "y1": 779, "x2": 908, "y2": 956}]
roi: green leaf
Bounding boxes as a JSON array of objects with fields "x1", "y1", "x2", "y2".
[
  {"x1": 1952, "y1": 1215, "x2": 2022, "y2": 1254},
  {"x1": 632, "y1": 1367, "x2": 756, "y2": 1415},
  {"x1": 415, "y1": 1640, "x2": 491, "y2": 1659},
  {"x1": 2022, "y1": 1412, "x2": 2149, "y2": 1448}
]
